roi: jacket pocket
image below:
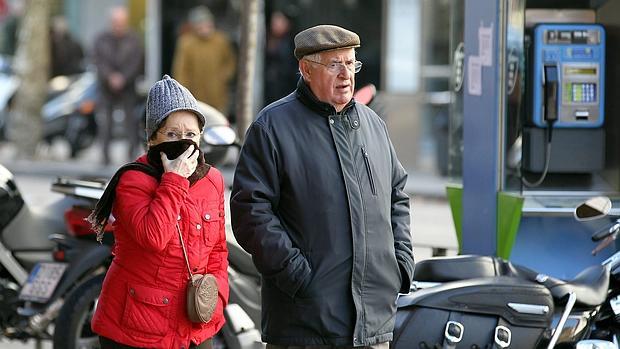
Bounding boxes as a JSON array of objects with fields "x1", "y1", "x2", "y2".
[
  {"x1": 202, "y1": 206, "x2": 224, "y2": 246},
  {"x1": 121, "y1": 283, "x2": 175, "y2": 341},
  {"x1": 361, "y1": 146, "x2": 377, "y2": 195}
]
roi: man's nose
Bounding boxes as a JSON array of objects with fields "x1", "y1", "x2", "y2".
[{"x1": 339, "y1": 65, "x2": 353, "y2": 77}]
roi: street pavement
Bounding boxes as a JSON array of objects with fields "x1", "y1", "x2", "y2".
[{"x1": 0, "y1": 139, "x2": 457, "y2": 348}]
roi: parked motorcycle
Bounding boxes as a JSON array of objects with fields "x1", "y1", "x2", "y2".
[
  {"x1": 0, "y1": 163, "x2": 90, "y2": 341},
  {"x1": 41, "y1": 71, "x2": 98, "y2": 158},
  {"x1": 0, "y1": 55, "x2": 96, "y2": 155},
  {"x1": 393, "y1": 196, "x2": 619, "y2": 348}
]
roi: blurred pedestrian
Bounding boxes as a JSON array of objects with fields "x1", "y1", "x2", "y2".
[
  {"x1": 0, "y1": 0, "x2": 23, "y2": 56},
  {"x1": 231, "y1": 25, "x2": 414, "y2": 348},
  {"x1": 172, "y1": 5, "x2": 236, "y2": 117},
  {"x1": 50, "y1": 16, "x2": 84, "y2": 77},
  {"x1": 93, "y1": 6, "x2": 143, "y2": 165},
  {"x1": 90, "y1": 75, "x2": 229, "y2": 349},
  {"x1": 263, "y1": 10, "x2": 297, "y2": 106}
]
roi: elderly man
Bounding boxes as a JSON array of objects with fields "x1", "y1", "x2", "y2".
[{"x1": 231, "y1": 25, "x2": 415, "y2": 348}]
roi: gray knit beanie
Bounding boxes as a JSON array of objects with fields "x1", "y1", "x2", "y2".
[{"x1": 145, "y1": 75, "x2": 206, "y2": 140}]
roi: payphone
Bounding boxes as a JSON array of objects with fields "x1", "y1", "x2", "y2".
[
  {"x1": 530, "y1": 24, "x2": 605, "y2": 128},
  {"x1": 522, "y1": 23, "x2": 606, "y2": 179}
]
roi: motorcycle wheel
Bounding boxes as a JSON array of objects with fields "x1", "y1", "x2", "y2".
[{"x1": 53, "y1": 274, "x2": 103, "y2": 349}]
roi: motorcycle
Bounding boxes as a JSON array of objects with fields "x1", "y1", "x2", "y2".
[
  {"x1": 46, "y1": 124, "x2": 260, "y2": 349},
  {"x1": 41, "y1": 71, "x2": 98, "y2": 158},
  {"x1": 0, "y1": 55, "x2": 96, "y2": 155},
  {"x1": 392, "y1": 196, "x2": 620, "y2": 348},
  {"x1": 0, "y1": 162, "x2": 90, "y2": 341}
]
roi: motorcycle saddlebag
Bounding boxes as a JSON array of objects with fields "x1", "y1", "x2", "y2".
[{"x1": 392, "y1": 276, "x2": 554, "y2": 349}]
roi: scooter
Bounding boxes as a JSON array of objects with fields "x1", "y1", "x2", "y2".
[{"x1": 392, "y1": 197, "x2": 619, "y2": 348}]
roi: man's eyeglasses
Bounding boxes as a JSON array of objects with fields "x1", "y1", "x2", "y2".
[
  {"x1": 158, "y1": 129, "x2": 201, "y2": 141},
  {"x1": 305, "y1": 59, "x2": 363, "y2": 74}
]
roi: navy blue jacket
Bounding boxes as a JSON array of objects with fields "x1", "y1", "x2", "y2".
[{"x1": 231, "y1": 79, "x2": 414, "y2": 346}]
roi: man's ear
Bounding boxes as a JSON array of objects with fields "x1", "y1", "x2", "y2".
[{"x1": 299, "y1": 60, "x2": 312, "y2": 82}]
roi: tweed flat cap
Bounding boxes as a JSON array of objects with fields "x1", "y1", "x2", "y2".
[
  {"x1": 294, "y1": 25, "x2": 360, "y2": 60},
  {"x1": 145, "y1": 75, "x2": 206, "y2": 140}
]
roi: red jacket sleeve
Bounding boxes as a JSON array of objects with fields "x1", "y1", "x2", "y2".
[{"x1": 113, "y1": 170, "x2": 190, "y2": 252}]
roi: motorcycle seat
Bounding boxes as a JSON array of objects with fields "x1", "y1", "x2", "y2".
[
  {"x1": 413, "y1": 255, "x2": 518, "y2": 282},
  {"x1": 414, "y1": 255, "x2": 609, "y2": 307},
  {"x1": 531, "y1": 264, "x2": 609, "y2": 307}
]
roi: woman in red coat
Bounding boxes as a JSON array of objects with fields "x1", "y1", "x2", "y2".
[{"x1": 90, "y1": 75, "x2": 229, "y2": 348}]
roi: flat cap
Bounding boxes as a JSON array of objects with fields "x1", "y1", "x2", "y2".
[{"x1": 294, "y1": 25, "x2": 360, "y2": 60}]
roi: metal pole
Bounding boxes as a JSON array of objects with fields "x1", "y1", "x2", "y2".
[
  {"x1": 235, "y1": 0, "x2": 259, "y2": 142},
  {"x1": 144, "y1": 0, "x2": 161, "y2": 89}
]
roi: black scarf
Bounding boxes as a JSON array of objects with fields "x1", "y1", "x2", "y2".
[{"x1": 88, "y1": 140, "x2": 211, "y2": 242}]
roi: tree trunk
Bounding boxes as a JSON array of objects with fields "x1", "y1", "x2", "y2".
[
  {"x1": 8, "y1": 0, "x2": 51, "y2": 158},
  {"x1": 235, "y1": 0, "x2": 259, "y2": 142}
]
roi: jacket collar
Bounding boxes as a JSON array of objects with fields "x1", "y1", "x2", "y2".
[{"x1": 295, "y1": 78, "x2": 356, "y2": 118}]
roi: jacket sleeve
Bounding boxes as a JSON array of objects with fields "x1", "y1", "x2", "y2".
[
  {"x1": 230, "y1": 122, "x2": 311, "y2": 298},
  {"x1": 113, "y1": 171, "x2": 190, "y2": 252},
  {"x1": 206, "y1": 173, "x2": 229, "y2": 322},
  {"x1": 389, "y1": 139, "x2": 415, "y2": 293}
]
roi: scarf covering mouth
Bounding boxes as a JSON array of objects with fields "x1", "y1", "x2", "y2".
[
  {"x1": 88, "y1": 139, "x2": 211, "y2": 242},
  {"x1": 146, "y1": 139, "x2": 211, "y2": 185}
]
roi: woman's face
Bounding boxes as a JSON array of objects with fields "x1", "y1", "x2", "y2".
[{"x1": 149, "y1": 110, "x2": 202, "y2": 147}]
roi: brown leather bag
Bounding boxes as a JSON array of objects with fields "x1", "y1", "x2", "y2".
[{"x1": 177, "y1": 224, "x2": 218, "y2": 323}]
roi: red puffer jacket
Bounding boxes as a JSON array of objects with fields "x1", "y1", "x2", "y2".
[{"x1": 91, "y1": 155, "x2": 229, "y2": 348}]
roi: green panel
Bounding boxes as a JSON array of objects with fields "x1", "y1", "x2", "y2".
[
  {"x1": 446, "y1": 184, "x2": 463, "y2": 253},
  {"x1": 496, "y1": 192, "x2": 524, "y2": 259},
  {"x1": 447, "y1": 185, "x2": 523, "y2": 258}
]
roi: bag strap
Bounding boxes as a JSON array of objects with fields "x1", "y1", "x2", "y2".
[{"x1": 176, "y1": 223, "x2": 194, "y2": 280}]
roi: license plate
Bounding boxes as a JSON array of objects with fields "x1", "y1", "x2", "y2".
[{"x1": 19, "y1": 262, "x2": 68, "y2": 303}]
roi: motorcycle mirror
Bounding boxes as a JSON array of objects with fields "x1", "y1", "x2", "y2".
[
  {"x1": 203, "y1": 126, "x2": 236, "y2": 146},
  {"x1": 574, "y1": 196, "x2": 612, "y2": 221}
]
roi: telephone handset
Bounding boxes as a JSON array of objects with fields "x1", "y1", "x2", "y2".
[{"x1": 543, "y1": 65, "x2": 558, "y2": 124}]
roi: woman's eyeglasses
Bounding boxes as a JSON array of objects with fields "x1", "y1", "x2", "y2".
[{"x1": 158, "y1": 129, "x2": 201, "y2": 141}]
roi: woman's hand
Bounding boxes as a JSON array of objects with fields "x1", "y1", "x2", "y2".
[{"x1": 161, "y1": 145, "x2": 199, "y2": 178}]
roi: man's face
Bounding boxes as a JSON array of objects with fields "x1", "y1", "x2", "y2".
[
  {"x1": 302, "y1": 48, "x2": 356, "y2": 112},
  {"x1": 110, "y1": 8, "x2": 129, "y2": 37}
]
